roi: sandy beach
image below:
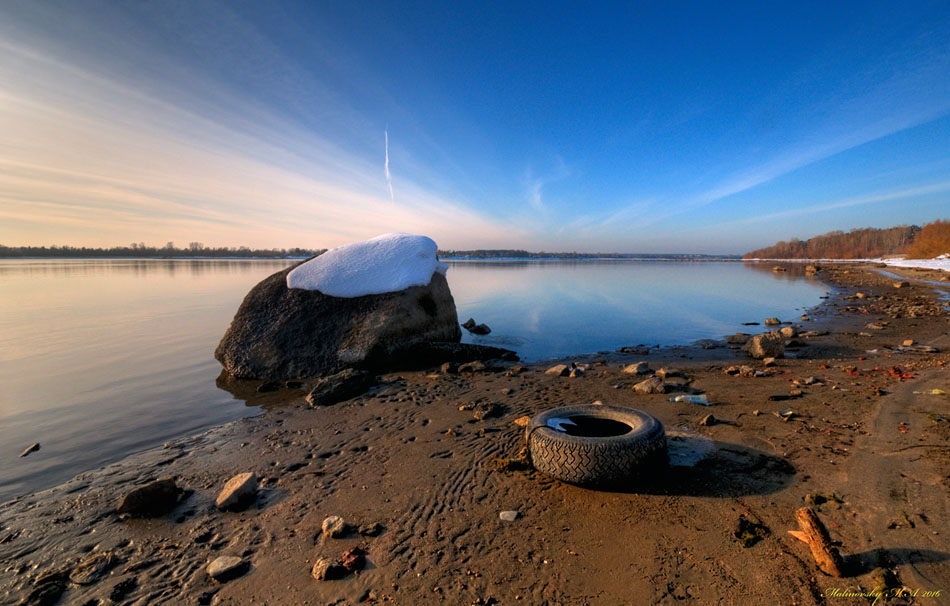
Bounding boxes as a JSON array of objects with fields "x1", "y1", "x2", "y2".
[{"x1": 2, "y1": 263, "x2": 949, "y2": 606}]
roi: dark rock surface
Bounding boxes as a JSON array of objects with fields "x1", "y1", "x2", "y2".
[
  {"x1": 116, "y1": 478, "x2": 182, "y2": 518},
  {"x1": 305, "y1": 368, "x2": 375, "y2": 406},
  {"x1": 215, "y1": 261, "x2": 462, "y2": 379}
]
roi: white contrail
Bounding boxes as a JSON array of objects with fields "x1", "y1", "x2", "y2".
[{"x1": 384, "y1": 129, "x2": 394, "y2": 201}]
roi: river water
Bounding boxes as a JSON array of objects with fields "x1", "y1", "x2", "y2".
[{"x1": 0, "y1": 258, "x2": 827, "y2": 500}]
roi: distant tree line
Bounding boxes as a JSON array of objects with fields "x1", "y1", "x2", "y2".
[
  {"x1": 743, "y1": 225, "x2": 923, "y2": 259},
  {"x1": 0, "y1": 242, "x2": 325, "y2": 258},
  {"x1": 905, "y1": 219, "x2": 950, "y2": 259},
  {"x1": 439, "y1": 249, "x2": 740, "y2": 259}
]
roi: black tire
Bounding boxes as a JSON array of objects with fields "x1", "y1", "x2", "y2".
[{"x1": 526, "y1": 405, "x2": 667, "y2": 487}]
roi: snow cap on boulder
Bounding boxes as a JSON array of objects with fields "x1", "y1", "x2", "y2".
[{"x1": 287, "y1": 233, "x2": 448, "y2": 297}]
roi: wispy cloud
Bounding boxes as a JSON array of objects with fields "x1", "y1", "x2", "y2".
[
  {"x1": 0, "y1": 17, "x2": 521, "y2": 249},
  {"x1": 694, "y1": 181, "x2": 950, "y2": 232},
  {"x1": 384, "y1": 129, "x2": 394, "y2": 202}
]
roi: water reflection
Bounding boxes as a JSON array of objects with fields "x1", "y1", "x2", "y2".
[{"x1": 0, "y1": 258, "x2": 828, "y2": 501}]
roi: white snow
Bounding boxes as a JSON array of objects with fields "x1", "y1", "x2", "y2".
[
  {"x1": 286, "y1": 233, "x2": 448, "y2": 297},
  {"x1": 875, "y1": 258, "x2": 950, "y2": 272}
]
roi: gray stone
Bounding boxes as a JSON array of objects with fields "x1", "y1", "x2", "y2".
[
  {"x1": 779, "y1": 326, "x2": 797, "y2": 338},
  {"x1": 305, "y1": 369, "x2": 375, "y2": 406},
  {"x1": 499, "y1": 510, "x2": 519, "y2": 522},
  {"x1": 764, "y1": 317, "x2": 781, "y2": 326},
  {"x1": 207, "y1": 556, "x2": 248, "y2": 583},
  {"x1": 746, "y1": 332, "x2": 785, "y2": 360},
  {"x1": 726, "y1": 334, "x2": 750, "y2": 345},
  {"x1": 622, "y1": 361, "x2": 651, "y2": 375},
  {"x1": 311, "y1": 557, "x2": 346, "y2": 581},
  {"x1": 117, "y1": 478, "x2": 182, "y2": 518},
  {"x1": 215, "y1": 472, "x2": 258, "y2": 511},
  {"x1": 545, "y1": 364, "x2": 569, "y2": 376},
  {"x1": 322, "y1": 515, "x2": 347, "y2": 538},
  {"x1": 215, "y1": 262, "x2": 461, "y2": 379},
  {"x1": 633, "y1": 376, "x2": 666, "y2": 394}
]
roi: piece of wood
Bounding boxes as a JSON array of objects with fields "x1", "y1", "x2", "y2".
[
  {"x1": 795, "y1": 507, "x2": 846, "y2": 577},
  {"x1": 787, "y1": 530, "x2": 808, "y2": 543}
]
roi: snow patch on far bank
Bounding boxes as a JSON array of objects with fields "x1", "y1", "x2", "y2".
[
  {"x1": 874, "y1": 258, "x2": 950, "y2": 272},
  {"x1": 286, "y1": 233, "x2": 447, "y2": 297}
]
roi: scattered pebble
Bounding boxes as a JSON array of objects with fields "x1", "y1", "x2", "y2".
[
  {"x1": 207, "y1": 556, "x2": 249, "y2": 583},
  {"x1": 215, "y1": 472, "x2": 258, "y2": 511},
  {"x1": 322, "y1": 515, "x2": 347, "y2": 538},
  {"x1": 311, "y1": 557, "x2": 346, "y2": 581},
  {"x1": 117, "y1": 478, "x2": 182, "y2": 518},
  {"x1": 340, "y1": 546, "x2": 367, "y2": 572},
  {"x1": 499, "y1": 510, "x2": 519, "y2": 522}
]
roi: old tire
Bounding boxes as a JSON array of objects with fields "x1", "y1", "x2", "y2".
[{"x1": 527, "y1": 405, "x2": 667, "y2": 487}]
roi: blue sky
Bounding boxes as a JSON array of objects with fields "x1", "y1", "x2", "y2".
[{"x1": 1, "y1": 1, "x2": 949, "y2": 253}]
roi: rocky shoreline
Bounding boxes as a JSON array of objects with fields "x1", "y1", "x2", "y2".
[{"x1": 2, "y1": 263, "x2": 949, "y2": 605}]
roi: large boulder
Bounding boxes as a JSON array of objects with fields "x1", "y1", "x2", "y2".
[
  {"x1": 215, "y1": 234, "x2": 462, "y2": 379},
  {"x1": 746, "y1": 331, "x2": 785, "y2": 359}
]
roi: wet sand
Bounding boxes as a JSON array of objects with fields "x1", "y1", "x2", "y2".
[{"x1": 2, "y1": 263, "x2": 949, "y2": 605}]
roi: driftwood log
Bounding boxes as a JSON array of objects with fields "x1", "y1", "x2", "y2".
[{"x1": 788, "y1": 507, "x2": 846, "y2": 577}]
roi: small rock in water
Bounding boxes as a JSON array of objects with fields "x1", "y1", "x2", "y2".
[
  {"x1": 117, "y1": 478, "x2": 182, "y2": 518},
  {"x1": 311, "y1": 557, "x2": 346, "y2": 581},
  {"x1": 779, "y1": 326, "x2": 797, "y2": 338},
  {"x1": 633, "y1": 377, "x2": 666, "y2": 394},
  {"x1": 340, "y1": 546, "x2": 367, "y2": 572},
  {"x1": 19, "y1": 443, "x2": 40, "y2": 458},
  {"x1": 69, "y1": 552, "x2": 117, "y2": 585},
  {"x1": 545, "y1": 364, "x2": 570, "y2": 376},
  {"x1": 764, "y1": 317, "x2": 781, "y2": 326},
  {"x1": 256, "y1": 381, "x2": 281, "y2": 393},
  {"x1": 499, "y1": 510, "x2": 519, "y2": 522},
  {"x1": 207, "y1": 556, "x2": 249, "y2": 582},
  {"x1": 215, "y1": 472, "x2": 258, "y2": 511},
  {"x1": 322, "y1": 515, "x2": 348, "y2": 538}
]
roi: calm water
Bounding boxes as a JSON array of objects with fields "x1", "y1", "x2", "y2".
[{"x1": 0, "y1": 259, "x2": 827, "y2": 500}]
